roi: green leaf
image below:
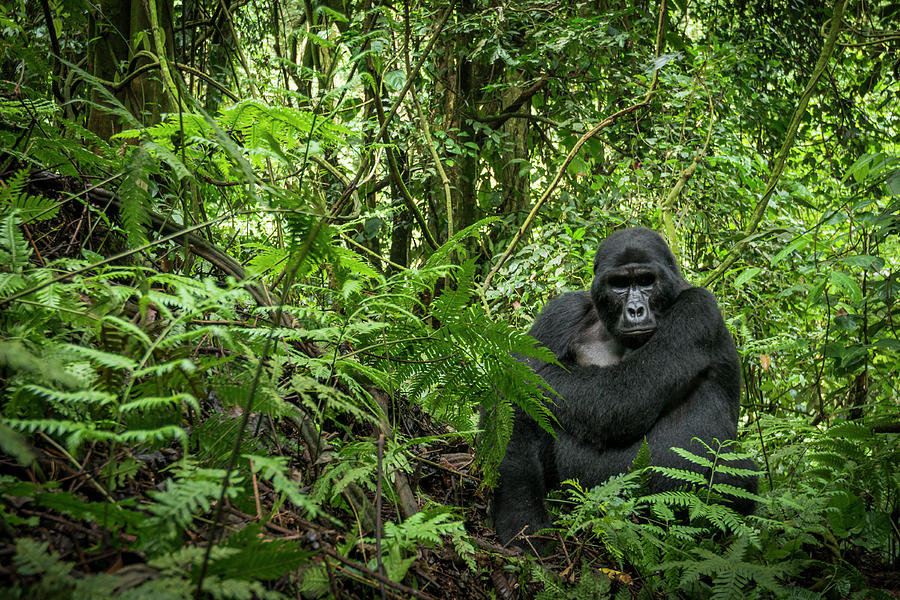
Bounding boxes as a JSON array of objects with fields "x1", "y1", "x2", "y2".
[
  {"x1": 771, "y1": 236, "x2": 808, "y2": 265},
  {"x1": 383, "y1": 70, "x2": 406, "y2": 91},
  {"x1": 840, "y1": 255, "x2": 885, "y2": 271},
  {"x1": 734, "y1": 267, "x2": 761, "y2": 288},
  {"x1": 145, "y1": 141, "x2": 191, "y2": 181},
  {"x1": 829, "y1": 271, "x2": 862, "y2": 304}
]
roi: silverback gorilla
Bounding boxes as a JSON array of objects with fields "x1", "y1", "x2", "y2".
[{"x1": 493, "y1": 228, "x2": 757, "y2": 549}]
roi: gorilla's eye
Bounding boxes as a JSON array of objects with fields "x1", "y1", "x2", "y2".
[
  {"x1": 608, "y1": 275, "x2": 629, "y2": 289},
  {"x1": 636, "y1": 273, "x2": 656, "y2": 287}
]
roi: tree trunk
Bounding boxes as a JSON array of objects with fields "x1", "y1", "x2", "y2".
[
  {"x1": 87, "y1": 0, "x2": 176, "y2": 138},
  {"x1": 498, "y1": 70, "x2": 531, "y2": 223}
]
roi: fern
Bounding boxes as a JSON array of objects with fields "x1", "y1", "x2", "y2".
[
  {"x1": 334, "y1": 257, "x2": 556, "y2": 484},
  {"x1": 659, "y1": 535, "x2": 786, "y2": 599},
  {"x1": 244, "y1": 242, "x2": 289, "y2": 279},
  {"x1": 372, "y1": 506, "x2": 467, "y2": 582},
  {"x1": 0, "y1": 169, "x2": 59, "y2": 222},
  {"x1": 27, "y1": 486, "x2": 144, "y2": 531},
  {"x1": 8, "y1": 536, "x2": 292, "y2": 599},
  {"x1": 5, "y1": 418, "x2": 115, "y2": 450},
  {"x1": 12, "y1": 538, "x2": 74, "y2": 593},
  {"x1": 143, "y1": 466, "x2": 244, "y2": 554},
  {"x1": 0, "y1": 210, "x2": 31, "y2": 270},
  {"x1": 0, "y1": 340, "x2": 79, "y2": 389},
  {"x1": 117, "y1": 145, "x2": 153, "y2": 248},
  {"x1": 144, "y1": 140, "x2": 191, "y2": 181},
  {"x1": 533, "y1": 560, "x2": 614, "y2": 600},
  {"x1": 62, "y1": 343, "x2": 139, "y2": 370},
  {"x1": 0, "y1": 421, "x2": 36, "y2": 467},
  {"x1": 118, "y1": 393, "x2": 200, "y2": 414},
  {"x1": 245, "y1": 454, "x2": 322, "y2": 517}
]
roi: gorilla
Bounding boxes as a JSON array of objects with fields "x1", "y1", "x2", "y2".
[{"x1": 493, "y1": 227, "x2": 757, "y2": 549}]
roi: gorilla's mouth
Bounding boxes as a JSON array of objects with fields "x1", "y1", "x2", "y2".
[
  {"x1": 621, "y1": 327, "x2": 655, "y2": 337},
  {"x1": 620, "y1": 328, "x2": 655, "y2": 348}
]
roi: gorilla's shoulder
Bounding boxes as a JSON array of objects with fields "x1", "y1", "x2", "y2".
[
  {"x1": 541, "y1": 290, "x2": 593, "y2": 313},
  {"x1": 678, "y1": 286, "x2": 724, "y2": 311},
  {"x1": 674, "y1": 286, "x2": 729, "y2": 337},
  {"x1": 527, "y1": 291, "x2": 594, "y2": 359}
]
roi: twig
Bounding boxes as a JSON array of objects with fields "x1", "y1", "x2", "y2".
[
  {"x1": 36, "y1": 432, "x2": 113, "y2": 501},
  {"x1": 322, "y1": 547, "x2": 438, "y2": 600},
  {"x1": 250, "y1": 459, "x2": 263, "y2": 519}
]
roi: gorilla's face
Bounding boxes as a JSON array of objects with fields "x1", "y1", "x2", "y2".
[
  {"x1": 590, "y1": 228, "x2": 687, "y2": 350},
  {"x1": 600, "y1": 267, "x2": 659, "y2": 347}
]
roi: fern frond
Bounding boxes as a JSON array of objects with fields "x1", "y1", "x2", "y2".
[
  {"x1": 118, "y1": 426, "x2": 187, "y2": 447},
  {"x1": 62, "y1": 344, "x2": 138, "y2": 371},
  {"x1": 0, "y1": 341, "x2": 79, "y2": 388},
  {"x1": 641, "y1": 490, "x2": 701, "y2": 508},
  {"x1": 659, "y1": 534, "x2": 787, "y2": 598},
  {"x1": 5, "y1": 418, "x2": 127, "y2": 451},
  {"x1": 0, "y1": 421, "x2": 36, "y2": 467},
  {"x1": 710, "y1": 463, "x2": 761, "y2": 478},
  {"x1": 0, "y1": 211, "x2": 31, "y2": 270},
  {"x1": 422, "y1": 217, "x2": 500, "y2": 269},
  {"x1": 0, "y1": 272, "x2": 26, "y2": 295},
  {"x1": 133, "y1": 359, "x2": 197, "y2": 379},
  {"x1": 245, "y1": 454, "x2": 322, "y2": 517},
  {"x1": 334, "y1": 245, "x2": 384, "y2": 284},
  {"x1": 210, "y1": 536, "x2": 313, "y2": 581},
  {"x1": 24, "y1": 384, "x2": 115, "y2": 409},
  {"x1": 651, "y1": 466, "x2": 709, "y2": 485},
  {"x1": 381, "y1": 506, "x2": 465, "y2": 547},
  {"x1": 0, "y1": 170, "x2": 59, "y2": 222},
  {"x1": 710, "y1": 482, "x2": 765, "y2": 503},
  {"x1": 670, "y1": 446, "x2": 715, "y2": 468},
  {"x1": 244, "y1": 243, "x2": 289, "y2": 279},
  {"x1": 32, "y1": 488, "x2": 144, "y2": 530},
  {"x1": 117, "y1": 146, "x2": 153, "y2": 248},
  {"x1": 119, "y1": 393, "x2": 200, "y2": 414},
  {"x1": 13, "y1": 537, "x2": 73, "y2": 581},
  {"x1": 144, "y1": 140, "x2": 191, "y2": 181},
  {"x1": 156, "y1": 325, "x2": 230, "y2": 349},
  {"x1": 145, "y1": 467, "x2": 243, "y2": 543}
]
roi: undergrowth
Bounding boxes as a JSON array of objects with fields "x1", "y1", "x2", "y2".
[{"x1": 0, "y1": 84, "x2": 897, "y2": 599}]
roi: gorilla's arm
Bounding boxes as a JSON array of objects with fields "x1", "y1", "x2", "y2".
[
  {"x1": 526, "y1": 291, "x2": 598, "y2": 362},
  {"x1": 534, "y1": 287, "x2": 730, "y2": 448}
]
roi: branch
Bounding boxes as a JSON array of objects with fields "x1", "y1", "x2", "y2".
[
  {"x1": 176, "y1": 62, "x2": 240, "y2": 101},
  {"x1": 477, "y1": 73, "x2": 551, "y2": 128},
  {"x1": 481, "y1": 0, "x2": 668, "y2": 293},
  {"x1": 473, "y1": 111, "x2": 561, "y2": 128},
  {"x1": 701, "y1": 0, "x2": 849, "y2": 287}
]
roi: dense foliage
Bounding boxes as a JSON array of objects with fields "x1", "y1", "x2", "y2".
[{"x1": 0, "y1": 0, "x2": 897, "y2": 598}]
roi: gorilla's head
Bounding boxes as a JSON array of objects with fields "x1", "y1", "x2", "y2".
[{"x1": 589, "y1": 228, "x2": 689, "y2": 349}]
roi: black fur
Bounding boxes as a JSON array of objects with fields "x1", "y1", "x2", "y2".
[{"x1": 493, "y1": 228, "x2": 757, "y2": 549}]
